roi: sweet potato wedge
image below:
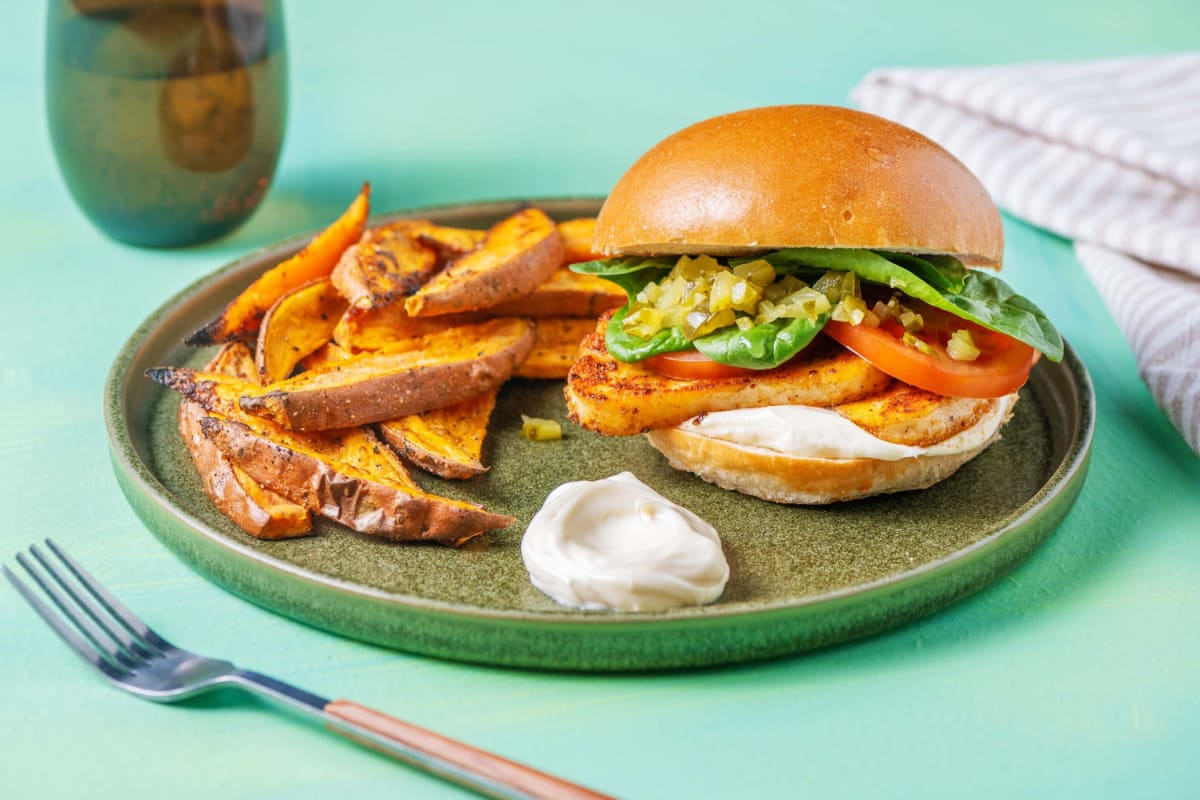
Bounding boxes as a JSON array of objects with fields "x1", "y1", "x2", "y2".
[
  {"x1": 332, "y1": 302, "x2": 482, "y2": 353},
  {"x1": 186, "y1": 184, "x2": 369, "y2": 345},
  {"x1": 238, "y1": 318, "x2": 536, "y2": 430},
  {"x1": 331, "y1": 220, "x2": 439, "y2": 312},
  {"x1": 255, "y1": 279, "x2": 349, "y2": 383},
  {"x1": 411, "y1": 222, "x2": 486, "y2": 259},
  {"x1": 483, "y1": 267, "x2": 627, "y2": 318},
  {"x1": 514, "y1": 317, "x2": 598, "y2": 380},
  {"x1": 178, "y1": 344, "x2": 312, "y2": 539},
  {"x1": 405, "y1": 207, "x2": 564, "y2": 317},
  {"x1": 557, "y1": 217, "x2": 603, "y2": 264},
  {"x1": 199, "y1": 415, "x2": 511, "y2": 543},
  {"x1": 151, "y1": 365, "x2": 419, "y2": 488},
  {"x1": 378, "y1": 390, "x2": 498, "y2": 479}
]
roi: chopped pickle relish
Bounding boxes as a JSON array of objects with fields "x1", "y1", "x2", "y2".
[{"x1": 620, "y1": 254, "x2": 991, "y2": 362}]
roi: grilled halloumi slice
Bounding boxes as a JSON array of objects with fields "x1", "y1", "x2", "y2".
[
  {"x1": 834, "y1": 383, "x2": 997, "y2": 447},
  {"x1": 565, "y1": 322, "x2": 893, "y2": 436},
  {"x1": 566, "y1": 316, "x2": 1008, "y2": 445}
]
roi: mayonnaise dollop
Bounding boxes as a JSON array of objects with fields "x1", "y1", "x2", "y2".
[
  {"x1": 521, "y1": 472, "x2": 729, "y2": 612},
  {"x1": 684, "y1": 394, "x2": 1017, "y2": 461}
]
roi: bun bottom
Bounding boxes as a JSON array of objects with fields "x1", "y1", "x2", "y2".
[{"x1": 644, "y1": 423, "x2": 1006, "y2": 505}]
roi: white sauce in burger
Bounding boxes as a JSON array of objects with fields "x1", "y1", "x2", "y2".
[
  {"x1": 521, "y1": 472, "x2": 729, "y2": 612},
  {"x1": 684, "y1": 394, "x2": 1017, "y2": 461}
]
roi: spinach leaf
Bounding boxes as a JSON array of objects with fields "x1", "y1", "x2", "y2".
[
  {"x1": 603, "y1": 305, "x2": 692, "y2": 362},
  {"x1": 603, "y1": 304, "x2": 829, "y2": 369},
  {"x1": 692, "y1": 314, "x2": 829, "y2": 369},
  {"x1": 754, "y1": 248, "x2": 1063, "y2": 361},
  {"x1": 570, "y1": 257, "x2": 675, "y2": 299}
]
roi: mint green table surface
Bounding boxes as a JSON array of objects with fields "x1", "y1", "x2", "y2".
[{"x1": 3, "y1": 2, "x2": 1198, "y2": 797}]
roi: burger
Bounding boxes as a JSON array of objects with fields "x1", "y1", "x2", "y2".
[{"x1": 564, "y1": 104, "x2": 1063, "y2": 504}]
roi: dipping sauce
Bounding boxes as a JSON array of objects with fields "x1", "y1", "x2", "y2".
[{"x1": 521, "y1": 472, "x2": 729, "y2": 612}]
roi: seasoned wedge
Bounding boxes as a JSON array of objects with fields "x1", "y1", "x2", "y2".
[
  {"x1": 556, "y1": 217, "x2": 603, "y2": 264},
  {"x1": 152, "y1": 366, "x2": 502, "y2": 542},
  {"x1": 483, "y1": 268, "x2": 627, "y2": 318},
  {"x1": 200, "y1": 416, "x2": 512, "y2": 544},
  {"x1": 332, "y1": 302, "x2": 481, "y2": 353},
  {"x1": 331, "y1": 220, "x2": 439, "y2": 312},
  {"x1": 514, "y1": 317, "x2": 597, "y2": 379},
  {"x1": 255, "y1": 279, "x2": 349, "y2": 383},
  {"x1": 187, "y1": 184, "x2": 369, "y2": 345},
  {"x1": 378, "y1": 389, "x2": 498, "y2": 479},
  {"x1": 565, "y1": 316, "x2": 893, "y2": 435},
  {"x1": 405, "y1": 208, "x2": 564, "y2": 317},
  {"x1": 150, "y1": 366, "x2": 419, "y2": 490},
  {"x1": 238, "y1": 318, "x2": 535, "y2": 430},
  {"x1": 411, "y1": 222, "x2": 486, "y2": 259},
  {"x1": 178, "y1": 344, "x2": 312, "y2": 539}
]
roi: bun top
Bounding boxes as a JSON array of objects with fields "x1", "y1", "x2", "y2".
[{"x1": 594, "y1": 105, "x2": 1003, "y2": 267}]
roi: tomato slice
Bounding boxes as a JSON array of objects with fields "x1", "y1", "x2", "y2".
[
  {"x1": 644, "y1": 350, "x2": 759, "y2": 380},
  {"x1": 824, "y1": 300, "x2": 1036, "y2": 398}
]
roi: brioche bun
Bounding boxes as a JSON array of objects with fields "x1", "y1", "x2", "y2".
[
  {"x1": 594, "y1": 104, "x2": 1003, "y2": 267},
  {"x1": 644, "y1": 416, "x2": 1007, "y2": 505}
]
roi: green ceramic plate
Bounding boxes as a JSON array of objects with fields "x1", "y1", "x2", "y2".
[{"x1": 106, "y1": 198, "x2": 1094, "y2": 672}]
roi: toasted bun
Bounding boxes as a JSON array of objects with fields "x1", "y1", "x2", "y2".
[
  {"x1": 645, "y1": 421, "x2": 1005, "y2": 505},
  {"x1": 595, "y1": 105, "x2": 1003, "y2": 267}
]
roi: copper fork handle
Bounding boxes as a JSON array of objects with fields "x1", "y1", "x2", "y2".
[{"x1": 325, "y1": 700, "x2": 612, "y2": 800}]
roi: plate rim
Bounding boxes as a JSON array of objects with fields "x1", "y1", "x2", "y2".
[{"x1": 104, "y1": 197, "x2": 1096, "y2": 659}]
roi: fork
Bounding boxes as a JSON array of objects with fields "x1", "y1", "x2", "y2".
[{"x1": 5, "y1": 540, "x2": 611, "y2": 800}]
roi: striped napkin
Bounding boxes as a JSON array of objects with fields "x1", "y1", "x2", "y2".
[{"x1": 852, "y1": 54, "x2": 1200, "y2": 454}]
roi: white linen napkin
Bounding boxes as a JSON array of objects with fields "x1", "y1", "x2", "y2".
[{"x1": 851, "y1": 54, "x2": 1200, "y2": 454}]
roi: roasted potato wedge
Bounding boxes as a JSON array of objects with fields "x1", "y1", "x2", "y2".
[
  {"x1": 187, "y1": 184, "x2": 369, "y2": 345},
  {"x1": 331, "y1": 220, "x2": 439, "y2": 313},
  {"x1": 332, "y1": 302, "x2": 482, "y2": 353},
  {"x1": 483, "y1": 267, "x2": 627, "y2": 318},
  {"x1": 238, "y1": 318, "x2": 536, "y2": 430},
  {"x1": 565, "y1": 315, "x2": 892, "y2": 436},
  {"x1": 405, "y1": 208, "x2": 564, "y2": 317},
  {"x1": 199, "y1": 415, "x2": 511, "y2": 544},
  {"x1": 255, "y1": 278, "x2": 349, "y2": 383},
  {"x1": 178, "y1": 343, "x2": 312, "y2": 539},
  {"x1": 378, "y1": 389, "x2": 498, "y2": 480},
  {"x1": 557, "y1": 217, "x2": 603, "y2": 264},
  {"x1": 411, "y1": 222, "x2": 486, "y2": 259},
  {"x1": 514, "y1": 317, "x2": 598, "y2": 379}
]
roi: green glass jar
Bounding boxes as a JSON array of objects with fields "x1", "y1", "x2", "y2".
[{"x1": 46, "y1": 0, "x2": 287, "y2": 247}]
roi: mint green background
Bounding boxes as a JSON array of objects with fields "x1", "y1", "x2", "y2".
[{"x1": 3, "y1": 2, "x2": 1198, "y2": 798}]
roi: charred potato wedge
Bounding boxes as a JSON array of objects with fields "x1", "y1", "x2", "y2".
[
  {"x1": 514, "y1": 317, "x2": 598, "y2": 380},
  {"x1": 378, "y1": 390, "x2": 498, "y2": 480},
  {"x1": 331, "y1": 220, "x2": 439, "y2": 313},
  {"x1": 484, "y1": 267, "x2": 626, "y2": 318},
  {"x1": 255, "y1": 279, "x2": 349, "y2": 383},
  {"x1": 187, "y1": 184, "x2": 369, "y2": 345},
  {"x1": 238, "y1": 318, "x2": 536, "y2": 430},
  {"x1": 411, "y1": 222, "x2": 486, "y2": 260},
  {"x1": 556, "y1": 217, "x2": 603, "y2": 264},
  {"x1": 333, "y1": 302, "x2": 482, "y2": 353},
  {"x1": 199, "y1": 415, "x2": 512, "y2": 544},
  {"x1": 405, "y1": 208, "x2": 564, "y2": 317},
  {"x1": 178, "y1": 343, "x2": 312, "y2": 539}
]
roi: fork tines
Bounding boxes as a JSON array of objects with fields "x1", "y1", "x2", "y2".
[{"x1": 4, "y1": 540, "x2": 169, "y2": 680}]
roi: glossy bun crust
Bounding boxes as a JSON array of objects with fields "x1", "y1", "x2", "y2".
[
  {"x1": 594, "y1": 105, "x2": 1003, "y2": 267},
  {"x1": 644, "y1": 423, "x2": 1005, "y2": 505}
]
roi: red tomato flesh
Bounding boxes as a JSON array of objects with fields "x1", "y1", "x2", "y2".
[
  {"x1": 643, "y1": 350, "x2": 759, "y2": 380},
  {"x1": 823, "y1": 300, "x2": 1035, "y2": 398}
]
